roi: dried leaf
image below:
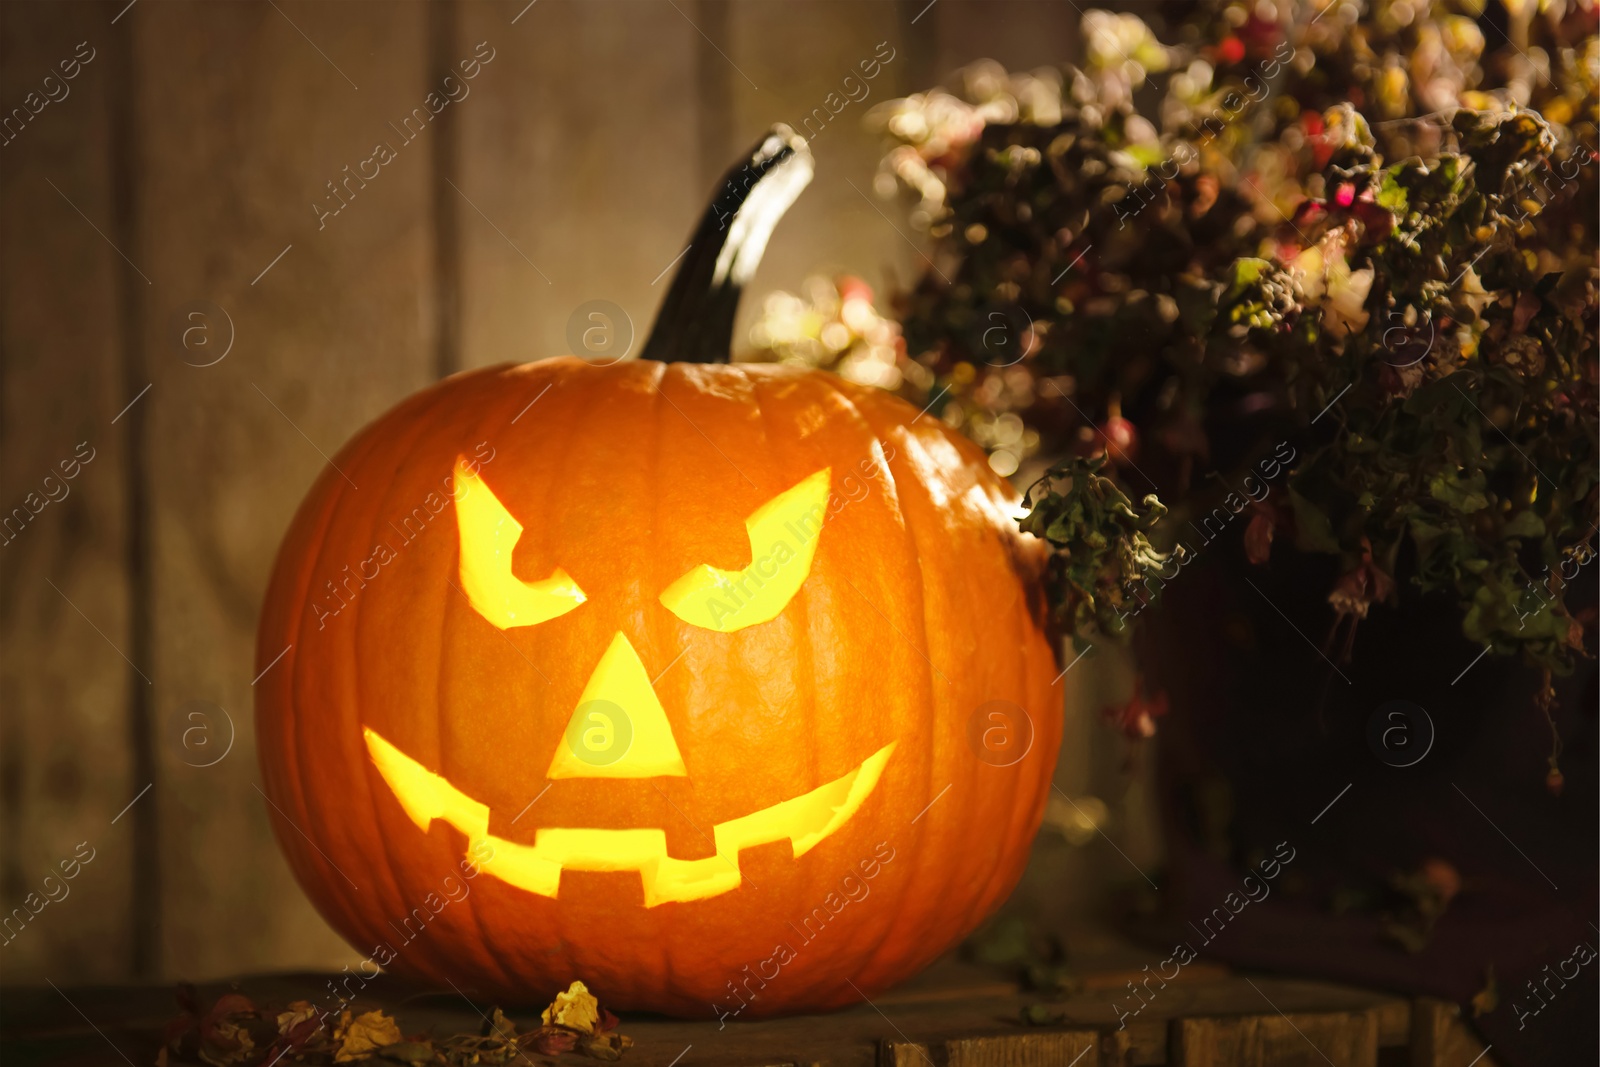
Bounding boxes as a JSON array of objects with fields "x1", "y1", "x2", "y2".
[
  {"x1": 579, "y1": 1030, "x2": 635, "y2": 1061},
  {"x1": 161, "y1": 988, "x2": 632, "y2": 1066},
  {"x1": 197, "y1": 1020, "x2": 255, "y2": 1067},
  {"x1": 376, "y1": 1041, "x2": 438, "y2": 1064},
  {"x1": 276, "y1": 1000, "x2": 318, "y2": 1036},
  {"x1": 529, "y1": 1027, "x2": 581, "y2": 1055},
  {"x1": 541, "y1": 980, "x2": 600, "y2": 1034},
  {"x1": 335, "y1": 1009, "x2": 404, "y2": 1063},
  {"x1": 484, "y1": 1006, "x2": 520, "y2": 1043},
  {"x1": 204, "y1": 993, "x2": 256, "y2": 1023},
  {"x1": 194, "y1": 989, "x2": 259, "y2": 1057},
  {"x1": 275, "y1": 1016, "x2": 326, "y2": 1058}
]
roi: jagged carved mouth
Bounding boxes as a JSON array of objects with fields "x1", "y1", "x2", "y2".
[{"x1": 363, "y1": 728, "x2": 895, "y2": 907}]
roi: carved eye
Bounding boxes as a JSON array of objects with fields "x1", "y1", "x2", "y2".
[
  {"x1": 454, "y1": 459, "x2": 586, "y2": 629},
  {"x1": 659, "y1": 468, "x2": 831, "y2": 632}
]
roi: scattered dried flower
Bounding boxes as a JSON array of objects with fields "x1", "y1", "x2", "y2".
[
  {"x1": 541, "y1": 979, "x2": 601, "y2": 1034},
  {"x1": 333, "y1": 1010, "x2": 402, "y2": 1063}
]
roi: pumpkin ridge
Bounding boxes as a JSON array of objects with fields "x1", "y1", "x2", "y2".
[
  {"x1": 508, "y1": 359, "x2": 596, "y2": 994},
  {"x1": 342, "y1": 367, "x2": 482, "y2": 986},
  {"x1": 947, "y1": 441, "x2": 1057, "y2": 942},
  {"x1": 810, "y1": 375, "x2": 945, "y2": 992},
  {"x1": 742, "y1": 367, "x2": 836, "y2": 1002},
  {"x1": 876, "y1": 385, "x2": 1011, "y2": 985},
  {"x1": 259, "y1": 452, "x2": 340, "y2": 855},
  {"x1": 555, "y1": 361, "x2": 681, "y2": 993},
  {"x1": 849, "y1": 378, "x2": 1048, "y2": 995},
  {"x1": 643, "y1": 360, "x2": 673, "y2": 1008},
  {"x1": 354, "y1": 385, "x2": 455, "y2": 973},
  {"x1": 444, "y1": 367, "x2": 562, "y2": 993},
  {"x1": 532, "y1": 357, "x2": 589, "y2": 775},
  {"x1": 518, "y1": 357, "x2": 586, "y2": 809},
  {"x1": 351, "y1": 370, "x2": 537, "y2": 982},
  {"x1": 266, "y1": 445, "x2": 361, "y2": 954},
  {"x1": 782, "y1": 372, "x2": 909, "y2": 996},
  {"x1": 288, "y1": 382, "x2": 428, "y2": 963},
  {"x1": 741, "y1": 363, "x2": 818, "y2": 789}
]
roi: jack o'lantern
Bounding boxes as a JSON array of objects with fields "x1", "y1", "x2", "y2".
[{"x1": 256, "y1": 127, "x2": 1061, "y2": 1017}]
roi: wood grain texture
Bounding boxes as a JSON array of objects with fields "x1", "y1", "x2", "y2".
[
  {"x1": 1095, "y1": 1027, "x2": 1135, "y2": 1067},
  {"x1": 723, "y1": 0, "x2": 911, "y2": 345},
  {"x1": 1410, "y1": 998, "x2": 1499, "y2": 1067},
  {"x1": 4, "y1": 957, "x2": 1422, "y2": 1066},
  {"x1": 0, "y1": 0, "x2": 138, "y2": 982},
  {"x1": 454, "y1": 0, "x2": 700, "y2": 370},
  {"x1": 127, "y1": 0, "x2": 437, "y2": 978},
  {"x1": 1173, "y1": 1010, "x2": 1379, "y2": 1067},
  {"x1": 947, "y1": 1030, "x2": 1099, "y2": 1066}
]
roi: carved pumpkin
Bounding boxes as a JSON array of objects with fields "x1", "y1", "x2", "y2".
[{"x1": 256, "y1": 128, "x2": 1061, "y2": 1017}]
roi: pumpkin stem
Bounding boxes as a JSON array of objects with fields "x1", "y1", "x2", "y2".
[{"x1": 640, "y1": 124, "x2": 814, "y2": 364}]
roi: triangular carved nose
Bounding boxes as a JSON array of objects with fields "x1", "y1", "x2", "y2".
[{"x1": 546, "y1": 632, "x2": 687, "y2": 779}]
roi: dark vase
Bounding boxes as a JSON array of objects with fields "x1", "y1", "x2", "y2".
[{"x1": 1137, "y1": 535, "x2": 1597, "y2": 1067}]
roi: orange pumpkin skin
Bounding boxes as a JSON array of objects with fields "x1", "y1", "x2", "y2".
[{"x1": 256, "y1": 357, "x2": 1060, "y2": 1017}]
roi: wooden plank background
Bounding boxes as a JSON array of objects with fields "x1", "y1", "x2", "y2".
[
  {"x1": 1, "y1": 0, "x2": 140, "y2": 982},
  {"x1": 0, "y1": 0, "x2": 1096, "y2": 983}
]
